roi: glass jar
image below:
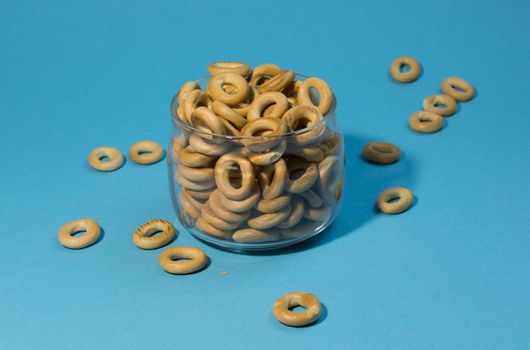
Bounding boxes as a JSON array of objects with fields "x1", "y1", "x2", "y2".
[{"x1": 168, "y1": 76, "x2": 345, "y2": 251}]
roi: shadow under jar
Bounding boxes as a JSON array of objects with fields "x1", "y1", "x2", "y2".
[{"x1": 168, "y1": 75, "x2": 345, "y2": 252}]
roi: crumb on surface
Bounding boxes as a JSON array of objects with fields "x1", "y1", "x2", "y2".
[{"x1": 220, "y1": 271, "x2": 228, "y2": 276}]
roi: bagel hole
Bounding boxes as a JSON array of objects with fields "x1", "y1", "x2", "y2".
[
  {"x1": 399, "y1": 63, "x2": 411, "y2": 73},
  {"x1": 291, "y1": 117, "x2": 311, "y2": 131},
  {"x1": 419, "y1": 117, "x2": 433, "y2": 123},
  {"x1": 227, "y1": 166, "x2": 242, "y2": 189},
  {"x1": 372, "y1": 145, "x2": 393, "y2": 154},
  {"x1": 138, "y1": 150, "x2": 152, "y2": 155},
  {"x1": 450, "y1": 84, "x2": 466, "y2": 92},
  {"x1": 289, "y1": 304, "x2": 307, "y2": 312},
  {"x1": 169, "y1": 256, "x2": 192, "y2": 262},
  {"x1": 222, "y1": 83, "x2": 238, "y2": 95},
  {"x1": 387, "y1": 195, "x2": 401, "y2": 204},
  {"x1": 434, "y1": 102, "x2": 448, "y2": 109},
  {"x1": 98, "y1": 155, "x2": 110, "y2": 162},
  {"x1": 309, "y1": 87, "x2": 321, "y2": 106},
  {"x1": 144, "y1": 228, "x2": 163, "y2": 237},
  {"x1": 71, "y1": 230, "x2": 87, "y2": 237}
]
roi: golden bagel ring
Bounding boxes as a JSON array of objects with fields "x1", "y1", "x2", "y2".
[
  {"x1": 181, "y1": 188, "x2": 206, "y2": 211},
  {"x1": 273, "y1": 292, "x2": 322, "y2": 327},
  {"x1": 88, "y1": 147, "x2": 124, "y2": 172},
  {"x1": 441, "y1": 77, "x2": 475, "y2": 101},
  {"x1": 207, "y1": 73, "x2": 249, "y2": 106},
  {"x1": 208, "y1": 190, "x2": 252, "y2": 223},
  {"x1": 389, "y1": 56, "x2": 422, "y2": 83},
  {"x1": 247, "y1": 204, "x2": 292, "y2": 230},
  {"x1": 409, "y1": 111, "x2": 444, "y2": 133},
  {"x1": 177, "y1": 81, "x2": 201, "y2": 107},
  {"x1": 232, "y1": 228, "x2": 280, "y2": 243},
  {"x1": 190, "y1": 106, "x2": 226, "y2": 136},
  {"x1": 132, "y1": 219, "x2": 176, "y2": 250},
  {"x1": 423, "y1": 94, "x2": 458, "y2": 117},
  {"x1": 179, "y1": 191, "x2": 201, "y2": 221},
  {"x1": 58, "y1": 218, "x2": 101, "y2": 249},
  {"x1": 246, "y1": 140, "x2": 287, "y2": 166},
  {"x1": 303, "y1": 205, "x2": 330, "y2": 222},
  {"x1": 318, "y1": 155, "x2": 342, "y2": 204},
  {"x1": 201, "y1": 203, "x2": 241, "y2": 231},
  {"x1": 175, "y1": 171, "x2": 216, "y2": 191},
  {"x1": 256, "y1": 193, "x2": 291, "y2": 213},
  {"x1": 362, "y1": 142, "x2": 401, "y2": 164},
  {"x1": 189, "y1": 134, "x2": 229, "y2": 156},
  {"x1": 257, "y1": 158, "x2": 288, "y2": 199},
  {"x1": 298, "y1": 189, "x2": 324, "y2": 208},
  {"x1": 214, "y1": 153, "x2": 255, "y2": 200},
  {"x1": 240, "y1": 118, "x2": 289, "y2": 152},
  {"x1": 177, "y1": 145, "x2": 215, "y2": 168},
  {"x1": 298, "y1": 77, "x2": 334, "y2": 115},
  {"x1": 257, "y1": 69, "x2": 295, "y2": 93},
  {"x1": 218, "y1": 185, "x2": 261, "y2": 213},
  {"x1": 183, "y1": 187, "x2": 214, "y2": 200},
  {"x1": 208, "y1": 62, "x2": 251, "y2": 77},
  {"x1": 177, "y1": 164, "x2": 214, "y2": 182},
  {"x1": 211, "y1": 100, "x2": 248, "y2": 129},
  {"x1": 195, "y1": 217, "x2": 232, "y2": 240},
  {"x1": 277, "y1": 196, "x2": 305, "y2": 229},
  {"x1": 249, "y1": 63, "x2": 283, "y2": 88},
  {"x1": 233, "y1": 86, "x2": 260, "y2": 117},
  {"x1": 183, "y1": 90, "x2": 211, "y2": 124},
  {"x1": 285, "y1": 157, "x2": 319, "y2": 194},
  {"x1": 292, "y1": 146, "x2": 324, "y2": 162},
  {"x1": 247, "y1": 92, "x2": 289, "y2": 121},
  {"x1": 281, "y1": 105, "x2": 326, "y2": 146},
  {"x1": 129, "y1": 141, "x2": 165, "y2": 165},
  {"x1": 318, "y1": 133, "x2": 342, "y2": 156},
  {"x1": 159, "y1": 246, "x2": 207, "y2": 275},
  {"x1": 376, "y1": 186, "x2": 414, "y2": 214}
]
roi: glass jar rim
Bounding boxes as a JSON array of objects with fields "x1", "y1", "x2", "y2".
[{"x1": 170, "y1": 75, "x2": 336, "y2": 140}]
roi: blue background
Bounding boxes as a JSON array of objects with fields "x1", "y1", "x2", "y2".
[{"x1": 1, "y1": 0, "x2": 529, "y2": 349}]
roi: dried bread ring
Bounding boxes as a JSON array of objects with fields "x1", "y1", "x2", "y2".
[
  {"x1": 132, "y1": 219, "x2": 176, "y2": 250},
  {"x1": 376, "y1": 187, "x2": 414, "y2": 214},
  {"x1": 441, "y1": 77, "x2": 475, "y2": 101},
  {"x1": 362, "y1": 142, "x2": 400, "y2": 164},
  {"x1": 88, "y1": 147, "x2": 124, "y2": 172},
  {"x1": 247, "y1": 92, "x2": 289, "y2": 121},
  {"x1": 423, "y1": 94, "x2": 458, "y2": 117},
  {"x1": 272, "y1": 292, "x2": 322, "y2": 327},
  {"x1": 232, "y1": 228, "x2": 280, "y2": 243},
  {"x1": 257, "y1": 158, "x2": 288, "y2": 199},
  {"x1": 247, "y1": 204, "x2": 292, "y2": 230},
  {"x1": 285, "y1": 157, "x2": 319, "y2": 194},
  {"x1": 282, "y1": 105, "x2": 325, "y2": 146},
  {"x1": 298, "y1": 77, "x2": 334, "y2": 115},
  {"x1": 208, "y1": 62, "x2": 251, "y2": 77},
  {"x1": 389, "y1": 56, "x2": 422, "y2": 83},
  {"x1": 214, "y1": 153, "x2": 255, "y2": 200},
  {"x1": 207, "y1": 73, "x2": 249, "y2": 106},
  {"x1": 58, "y1": 218, "x2": 101, "y2": 249},
  {"x1": 129, "y1": 141, "x2": 165, "y2": 165},
  {"x1": 218, "y1": 185, "x2": 260, "y2": 213},
  {"x1": 408, "y1": 111, "x2": 444, "y2": 133},
  {"x1": 211, "y1": 100, "x2": 248, "y2": 129},
  {"x1": 159, "y1": 246, "x2": 207, "y2": 274},
  {"x1": 257, "y1": 69, "x2": 295, "y2": 93}
]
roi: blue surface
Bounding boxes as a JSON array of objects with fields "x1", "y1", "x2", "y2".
[{"x1": 1, "y1": 0, "x2": 529, "y2": 349}]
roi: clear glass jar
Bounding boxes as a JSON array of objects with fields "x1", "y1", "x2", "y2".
[{"x1": 168, "y1": 76, "x2": 344, "y2": 251}]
